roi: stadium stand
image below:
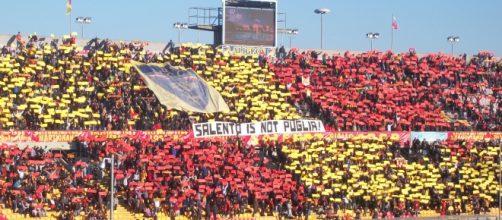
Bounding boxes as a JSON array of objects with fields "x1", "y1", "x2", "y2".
[
  {"x1": 0, "y1": 143, "x2": 115, "y2": 219},
  {"x1": 0, "y1": 34, "x2": 501, "y2": 220},
  {"x1": 281, "y1": 134, "x2": 500, "y2": 218},
  {"x1": 271, "y1": 50, "x2": 501, "y2": 131},
  {"x1": 1, "y1": 34, "x2": 500, "y2": 131},
  {"x1": 2, "y1": 135, "x2": 499, "y2": 219},
  {"x1": 78, "y1": 135, "x2": 302, "y2": 219},
  {"x1": 0, "y1": 36, "x2": 299, "y2": 131}
]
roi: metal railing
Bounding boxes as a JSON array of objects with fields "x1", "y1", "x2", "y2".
[{"x1": 188, "y1": 7, "x2": 222, "y2": 27}]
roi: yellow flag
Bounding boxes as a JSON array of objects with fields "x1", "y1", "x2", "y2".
[{"x1": 66, "y1": 0, "x2": 72, "y2": 15}]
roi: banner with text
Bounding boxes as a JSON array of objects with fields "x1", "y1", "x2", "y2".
[
  {"x1": 411, "y1": 132, "x2": 448, "y2": 142},
  {"x1": 222, "y1": 45, "x2": 276, "y2": 57},
  {"x1": 448, "y1": 132, "x2": 502, "y2": 142},
  {"x1": 192, "y1": 120, "x2": 325, "y2": 138},
  {"x1": 248, "y1": 132, "x2": 411, "y2": 147},
  {"x1": 0, "y1": 130, "x2": 499, "y2": 143},
  {"x1": 0, "y1": 131, "x2": 187, "y2": 143}
]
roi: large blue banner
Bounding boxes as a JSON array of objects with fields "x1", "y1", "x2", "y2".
[{"x1": 135, "y1": 64, "x2": 230, "y2": 113}]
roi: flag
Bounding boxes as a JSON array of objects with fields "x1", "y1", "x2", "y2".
[
  {"x1": 135, "y1": 63, "x2": 230, "y2": 113},
  {"x1": 392, "y1": 16, "x2": 399, "y2": 30},
  {"x1": 66, "y1": 0, "x2": 72, "y2": 15}
]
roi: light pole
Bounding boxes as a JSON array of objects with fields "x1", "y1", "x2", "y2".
[
  {"x1": 286, "y1": 29, "x2": 299, "y2": 48},
  {"x1": 366, "y1": 32, "x2": 380, "y2": 51},
  {"x1": 173, "y1": 22, "x2": 189, "y2": 45},
  {"x1": 447, "y1": 36, "x2": 460, "y2": 56},
  {"x1": 314, "y1": 8, "x2": 330, "y2": 50},
  {"x1": 75, "y1": 17, "x2": 92, "y2": 38},
  {"x1": 101, "y1": 156, "x2": 115, "y2": 220}
]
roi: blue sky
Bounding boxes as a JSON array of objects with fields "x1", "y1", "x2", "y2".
[{"x1": 2, "y1": 0, "x2": 501, "y2": 55}]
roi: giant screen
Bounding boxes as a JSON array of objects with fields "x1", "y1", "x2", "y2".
[{"x1": 224, "y1": 0, "x2": 276, "y2": 47}]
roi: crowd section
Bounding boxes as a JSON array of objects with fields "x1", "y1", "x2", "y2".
[
  {"x1": 79, "y1": 135, "x2": 302, "y2": 219},
  {"x1": 271, "y1": 50, "x2": 502, "y2": 131},
  {"x1": 0, "y1": 34, "x2": 502, "y2": 220},
  {"x1": 0, "y1": 135, "x2": 500, "y2": 219},
  {"x1": 0, "y1": 35, "x2": 298, "y2": 131},
  {"x1": 0, "y1": 143, "x2": 113, "y2": 219},
  {"x1": 2, "y1": 35, "x2": 501, "y2": 132},
  {"x1": 281, "y1": 134, "x2": 500, "y2": 218},
  {"x1": 165, "y1": 43, "x2": 300, "y2": 123}
]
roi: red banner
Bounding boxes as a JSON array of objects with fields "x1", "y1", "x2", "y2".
[
  {"x1": 447, "y1": 132, "x2": 502, "y2": 142},
  {"x1": 0, "y1": 130, "x2": 187, "y2": 143},
  {"x1": 323, "y1": 132, "x2": 411, "y2": 146},
  {"x1": 0, "y1": 130, "x2": 499, "y2": 144},
  {"x1": 244, "y1": 132, "x2": 411, "y2": 147}
]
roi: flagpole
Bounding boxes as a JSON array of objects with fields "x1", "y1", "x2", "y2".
[
  {"x1": 70, "y1": 11, "x2": 72, "y2": 34},
  {"x1": 390, "y1": 14, "x2": 394, "y2": 52},
  {"x1": 67, "y1": 0, "x2": 72, "y2": 34}
]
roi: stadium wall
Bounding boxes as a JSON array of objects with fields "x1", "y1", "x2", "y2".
[
  {"x1": 1, "y1": 34, "x2": 491, "y2": 59},
  {"x1": 0, "y1": 34, "x2": 167, "y2": 53}
]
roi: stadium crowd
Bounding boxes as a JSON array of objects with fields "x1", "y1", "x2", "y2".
[
  {"x1": 1, "y1": 134, "x2": 499, "y2": 219},
  {"x1": 0, "y1": 143, "x2": 114, "y2": 219},
  {"x1": 271, "y1": 49, "x2": 501, "y2": 132},
  {"x1": 281, "y1": 134, "x2": 500, "y2": 218},
  {"x1": 80, "y1": 135, "x2": 303, "y2": 219},
  {"x1": 0, "y1": 34, "x2": 501, "y2": 220},
  {"x1": 1, "y1": 33, "x2": 500, "y2": 132},
  {"x1": 0, "y1": 33, "x2": 299, "y2": 132}
]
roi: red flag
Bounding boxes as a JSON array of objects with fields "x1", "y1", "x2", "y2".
[{"x1": 392, "y1": 16, "x2": 399, "y2": 30}]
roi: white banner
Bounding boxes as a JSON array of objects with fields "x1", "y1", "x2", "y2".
[{"x1": 192, "y1": 120, "x2": 325, "y2": 138}]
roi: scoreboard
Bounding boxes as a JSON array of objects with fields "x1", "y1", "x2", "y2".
[{"x1": 223, "y1": 0, "x2": 277, "y2": 47}]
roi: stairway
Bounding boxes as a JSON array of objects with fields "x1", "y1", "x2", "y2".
[
  {"x1": 0, "y1": 205, "x2": 137, "y2": 220},
  {"x1": 0, "y1": 207, "x2": 60, "y2": 220},
  {"x1": 106, "y1": 203, "x2": 137, "y2": 220},
  {"x1": 0, "y1": 207, "x2": 25, "y2": 220}
]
